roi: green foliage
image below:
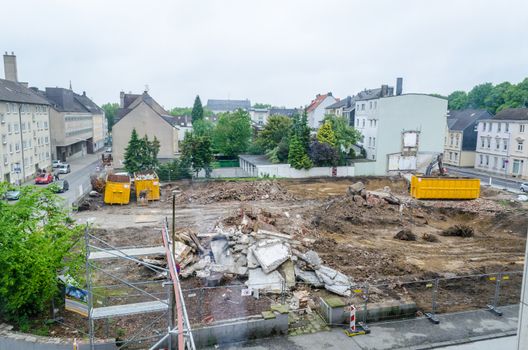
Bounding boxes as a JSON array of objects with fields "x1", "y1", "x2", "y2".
[
  {"x1": 213, "y1": 109, "x2": 252, "y2": 157},
  {"x1": 309, "y1": 141, "x2": 339, "y2": 166},
  {"x1": 192, "y1": 118, "x2": 214, "y2": 138},
  {"x1": 157, "y1": 159, "x2": 191, "y2": 181},
  {"x1": 253, "y1": 103, "x2": 272, "y2": 109},
  {"x1": 290, "y1": 111, "x2": 311, "y2": 152},
  {"x1": 288, "y1": 135, "x2": 313, "y2": 170},
  {"x1": 123, "y1": 129, "x2": 160, "y2": 174},
  {"x1": 101, "y1": 102, "x2": 119, "y2": 133},
  {"x1": 0, "y1": 184, "x2": 83, "y2": 322},
  {"x1": 447, "y1": 78, "x2": 528, "y2": 113},
  {"x1": 170, "y1": 106, "x2": 214, "y2": 118},
  {"x1": 181, "y1": 132, "x2": 214, "y2": 177},
  {"x1": 317, "y1": 120, "x2": 337, "y2": 146},
  {"x1": 191, "y1": 95, "x2": 204, "y2": 123},
  {"x1": 257, "y1": 115, "x2": 292, "y2": 151}
]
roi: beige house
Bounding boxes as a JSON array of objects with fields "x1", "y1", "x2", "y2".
[
  {"x1": 113, "y1": 91, "x2": 179, "y2": 167},
  {"x1": 475, "y1": 108, "x2": 528, "y2": 179},
  {"x1": 444, "y1": 109, "x2": 491, "y2": 167}
]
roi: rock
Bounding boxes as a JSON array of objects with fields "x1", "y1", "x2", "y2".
[
  {"x1": 247, "y1": 247, "x2": 260, "y2": 268},
  {"x1": 253, "y1": 239, "x2": 291, "y2": 273},
  {"x1": 245, "y1": 268, "x2": 284, "y2": 293},
  {"x1": 353, "y1": 195, "x2": 366, "y2": 205},
  {"x1": 294, "y1": 266, "x2": 324, "y2": 287},
  {"x1": 299, "y1": 250, "x2": 321, "y2": 269},
  {"x1": 279, "y1": 260, "x2": 296, "y2": 288},
  {"x1": 347, "y1": 182, "x2": 365, "y2": 196}
]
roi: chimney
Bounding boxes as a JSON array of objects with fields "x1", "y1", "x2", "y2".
[
  {"x1": 3, "y1": 51, "x2": 18, "y2": 82},
  {"x1": 327, "y1": 92, "x2": 332, "y2": 97},
  {"x1": 380, "y1": 84, "x2": 388, "y2": 97},
  {"x1": 346, "y1": 96, "x2": 352, "y2": 108},
  {"x1": 396, "y1": 77, "x2": 403, "y2": 96},
  {"x1": 120, "y1": 91, "x2": 125, "y2": 108},
  {"x1": 82, "y1": 91, "x2": 86, "y2": 96}
]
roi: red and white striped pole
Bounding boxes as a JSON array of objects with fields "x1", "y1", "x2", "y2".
[{"x1": 349, "y1": 305, "x2": 356, "y2": 332}]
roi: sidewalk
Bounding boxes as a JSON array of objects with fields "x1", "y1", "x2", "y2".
[
  {"x1": 446, "y1": 165, "x2": 525, "y2": 185},
  {"x1": 205, "y1": 304, "x2": 519, "y2": 350}
]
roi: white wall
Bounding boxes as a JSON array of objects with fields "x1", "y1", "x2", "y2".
[
  {"x1": 255, "y1": 164, "x2": 354, "y2": 178},
  {"x1": 308, "y1": 96, "x2": 337, "y2": 129}
]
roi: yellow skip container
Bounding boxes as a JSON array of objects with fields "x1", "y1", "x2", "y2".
[
  {"x1": 104, "y1": 174, "x2": 131, "y2": 204},
  {"x1": 410, "y1": 175, "x2": 480, "y2": 199},
  {"x1": 134, "y1": 171, "x2": 160, "y2": 201}
]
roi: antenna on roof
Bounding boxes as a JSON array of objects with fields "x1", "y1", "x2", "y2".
[
  {"x1": 69, "y1": 80, "x2": 72, "y2": 90},
  {"x1": 144, "y1": 84, "x2": 149, "y2": 93}
]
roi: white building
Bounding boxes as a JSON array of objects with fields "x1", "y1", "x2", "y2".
[
  {"x1": 249, "y1": 108, "x2": 269, "y2": 126},
  {"x1": 474, "y1": 108, "x2": 528, "y2": 179},
  {"x1": 354, "y1": 92, "x2": 448, "y2": 175},
  {"x1": 306, "y1": 92, "x2": 337, "y2": 129},
  {"x1": 0, "y1": 78, "x2": 52, "y2": 184}
]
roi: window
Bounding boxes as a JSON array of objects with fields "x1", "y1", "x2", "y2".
[
  {"x1": 506, "y1": 123, "x2": 509, "y2": 132},
  {"x1": 482, "y1": 122, "x2": 486, "y2": 131},
  {"x1": 21, "y1": 122, "x2": 25, "y2": 132},
  {"x1": 9, "y1": 143, "x2": 13, "y2": 154},
  {"x1": 455, "y1": 152, "x2": 459, "y2": 161},
  {"x1": 368, "y1": 137, "x2": 372, "y2": 146},
  {"x1": 7, "y1": 123, "x2": 11, "y2": 134},
  {"x1": 15, "y1": 142, "x2": 20, "y2": 152},
  {"x1": 498, "y1": 123, "x2": 502, "y2": 132},
  {"x1": 356, "y1": 119, "x2": 359, "y2": 127},
  {"x1": 1, "y1": 134, "x2": 5, "y2": 144},
  {"x1": 487, "y1": 138, "x2": 491, "y2": 148},
  {"x1": 450, "y1": 135, "x2": 454, "y2": 146},
  {"x1": 502, "y1": 158, "x2": 507, "y2": 169},
  {"x1": 361, "y1": 103, "x2": 365, "y2": 111},
  {"x1": 14, "y1": 123, "x2": 19, "y2": 133},
  {"x1": 521, "y1": 125, "x2": 525, "y2": 133},
  {"x1": 496, "y1": 138, "x2": 500, "y2": 149},
  {"x1": 372, "y1": 137, "x2": 376, "y2": 147},
  {"x1": 455, "y1": 135, "x2": 459, "y2": 147},
  {"x1": 488, "y1": 123, "x2": 492, "y2": 132},
  {"x1": 485, "y1": 155, "x2": 489, "y2": 166},
  {"x1": 45, "y1": 136, "x2": 49, "y2": 144},
  {"x1": 449, "y1": 152, "x2": 453, "y2": 160},
  {"x1": 369, "y1": 101, "x2": 372, "y2": 109},
  {"x1": 374, "y1": 101, "x2": 377, "y2": 109},
  {"x1": 479, "y1": 155, "x2": 483, "y2": 165},
  {"x1": 362, "y1": 119, "x2": 365, "y2": 127},
  {"x1": 493, "y1": 157, "x2": 498, "y2": 168},
  {"x1": 517, "y1": 142, "x2": 524, "y2": 151},
  {"x1": 503, "y1": 139, "x2": 508, "y2": 151},
  {"x1": 44, "y1": 121, "x2": 48, "y2": 129}
]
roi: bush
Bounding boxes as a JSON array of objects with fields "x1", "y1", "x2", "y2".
[
  {"x1": 309, "y1": 141, "x2": 339, "y2": 166},
  {"x1": 158, "y1": 159, "x2": 191, "y2": 181}
]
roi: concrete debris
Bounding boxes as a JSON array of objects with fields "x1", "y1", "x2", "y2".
[
  {"x1": 297, "y1": 250, "x2": 321, "y2": 269},
  {"x1": 347, "y1": 181, "x2": 365, "y2": 196},
  {"x1": 279, "y1": 260, "x2": 296, "y2": 288},
  {"x1": 252, "y1": 239, "x2": 291, "y2": 273},
  {"x1": 315, "y1": 265, "x2": 351, "y2": 297},
  {"x1": 294, "y1": 266, "x2": 324, "y2": 287},
  {"x1": 245, "y1": 268, "x2": 284, "y2": 293}
]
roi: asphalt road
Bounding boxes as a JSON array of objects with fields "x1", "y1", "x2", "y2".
[
  {"x1": 446, "y1": 166, "x2": 524, "y2": 193},
  {"x1": 57, "y1": 157, "x2": 101, "y2": 207}
]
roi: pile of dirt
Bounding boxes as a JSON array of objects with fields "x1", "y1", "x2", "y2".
[
  {"x1": 442, "y1": 225, "x2": 475, "y2": 237},
  {"x1": 394, "y1": 229, "x2": 417, "y2": 241},
  {"x1": 176, "y1": 180, "x2": 296, "y2": 204},
  {"x1": 422, "y1": 233, "x2": 440, "y2": 242}
]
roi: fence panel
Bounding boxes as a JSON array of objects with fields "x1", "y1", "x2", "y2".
[{"x1": 436, "y1": 274, "x2": 497, "y2": 314}]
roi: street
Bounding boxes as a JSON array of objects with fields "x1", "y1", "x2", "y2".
[
  {"x1": 56, "y1": 157, "x2": 101, "y2": 208},
  {"x1": 446, "y1": 166, "x2": 525, "y2": 194}
]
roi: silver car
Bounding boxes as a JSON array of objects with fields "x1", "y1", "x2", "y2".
[
  {"x1": 520, "y1": 183, "x2": 528, "y2": 192},
  {"x1": 58, "y1": 164, "x2": 71, "y2": 174}
]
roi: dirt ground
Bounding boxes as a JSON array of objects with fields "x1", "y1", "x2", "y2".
[{"x1": 56, "y1": 176, "x2": 527, "y2": 341}]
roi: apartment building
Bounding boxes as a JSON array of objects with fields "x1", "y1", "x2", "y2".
[
  {"x1": 354, "y1": 80, "x2": 447, "y2": 175},
  {"x1": 0, "y1": 78, "x2": 52, "y2": 184},
  {"x1": 444, "y1": 109, "x2": 491, "y2": 167},
  {"x1": 306, "y1": 92, "x2": 337, "y2": 129},
  {"x1": 474, "y1": 108, "x2": 528, "y2": 179}
]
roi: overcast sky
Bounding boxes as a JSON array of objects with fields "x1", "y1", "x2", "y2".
[{"x1": 1, "y1": 0, "x2": 527, "y2": 109}]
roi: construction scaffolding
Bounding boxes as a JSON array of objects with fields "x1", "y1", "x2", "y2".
[{"x1": 84, "y1": 219, "x2": 195, "y2": 349}]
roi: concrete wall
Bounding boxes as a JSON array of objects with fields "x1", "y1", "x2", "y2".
[
  {"x1": 251, "y1": 163, "x2": 355, "y2": 178},
  {"x1": 112, "y1": 102, "x2": 178, "y2": 167}
]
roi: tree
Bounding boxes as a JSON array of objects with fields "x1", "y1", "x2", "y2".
[
  {"x1": 123, "y1": 129, "x2": 159, "y2": 173},
  {"x1": 290, "y1": 111, "x2": 311, "y2": 152},
  {"x1": 157, "y1": 158, "x2": 191, "y2": 181},
  {"x1": 192, "y1": 118, "x2": 214, "y2": 138},
  {"x1": 309, "y1": 141, "x2": 339, "y2": 166},
  {"x1": 447, "y1": 91, "x2": 468, "y2": 110},
  {"x1": 181, "y1": 132, "x2": 214, "y2": 177},
  {"x1": 256, "y1": 115, "x2": 292, "y2": 151},
  {"x1": 0, "y1": 183, "x2": 83, "y2": 322},
  {"x1": 213, "y1": 109, "x2": 252, "y2": 157},
  {"x1": 467, "y1": 83, "x2": 493, "y2": 108},
  {"x1": 191, "y1": 95, "x2": 204, "y2": 123},
  {"x1": 253, "y1": 103, "x2": 272, "y2": 109},
  {"x1": 484, "y1": 82, "x2": 512, "y2": 113},
  {"x1": 101, "y1": 102, "x2": 119, "y2": 133},
  {"x1": 288, "y1": 135, "x2": 312, "y2": 170},
  {"x1": 317, "y1": 120, "x2": 337, "y2": 146}
]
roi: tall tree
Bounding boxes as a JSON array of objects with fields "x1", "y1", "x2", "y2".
[
  {"x1": 288, "y1": 135, "x2": 312, "y2": 170},
  {"x1": 256, "y1": 115, "x2": 292, "y2": 151},
  {"x1": 213, "y1": 109, "x2": 252, "y2": 157},
  {"x1": 192, "y1": 118, "x2": 214, "y2": 138},
  {"x1": 447, "y1": 91, "x2": 468, "y2": 110},
  {"x1": 317, "y1": 120, "x2": 337, "y2": 146},
  {"x1": 123, "y1": 129, "x2": 159, "y2": 173},
  {"x1": 290, "y1": 111, "x2": 311, "y2": 152},
  {"x1": 101, "y1": 102, "x2": 119, "y2": 133},
  {"x1": 191, "y1": 95, "x2": 204, "y2": 123},
  {"x1": 0, "y1": 183, "x2": 83, "y2": 322},
  {"x1": 181, "y1": 132, "x2": 214, "y2": 177},
  {"x1": 467, "y1": 83, "x2": 493, "y2": 108}
]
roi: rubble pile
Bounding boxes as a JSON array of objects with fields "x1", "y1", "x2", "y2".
[
  {"x1": 177, "y1": 180, "x2": 296, "y2": 204},
  {"x1": 442, "y1": 225, "x2": 475, "y2": 238},
  {"x1": 394, "y1": 229, "x2": 417, "y2": 241},
  {"x1": 174, "y1": 207, "x2": 353, "y2": 297}
]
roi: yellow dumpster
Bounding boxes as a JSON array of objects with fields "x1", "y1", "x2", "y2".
[
  {"x1": 104, "y1": 174, "x2": 131, "y2": 205},
  {"x1": 134, "y1": 171, "x2": 160, "y2": 201},
  {"x1": 410, "y1": 175, "x2": 480, "y2": 200}
]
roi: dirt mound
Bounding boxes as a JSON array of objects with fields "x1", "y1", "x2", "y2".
[
  {"x1": 394, "y1": 229, "x2": 416, "y2": 241},
  {"x1": 442, "y1": 225, "x2": 474, "y2": 237},
  {"x1": 422, "y1": 233, "x2": 440, "y2": 242},
  {"x1": 176, "y1": 180, "x2": 296, "y2": 204}
]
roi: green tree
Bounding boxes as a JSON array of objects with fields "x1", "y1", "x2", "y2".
[
  {"x1": 213, "y1": 109, "x2": 252, "y2": 157},
  {"x1": 0, "y1": 183, "x2": 83, "y2": 322},
  {"x1": 181, "y1": 132, "x2": 214, "y2": 177},
  {"x1": 123, "y1": 129, "x2": 159, "y2": 173},
  {"x1": 191, "y1": 95, "x2": 204, "y2": 123},
  {"x1": 101, "y1": 102, "x2": 119, "y2": 133},
  {"x1": 157, "y1": 158, "x2": 191, "y2": 181},
  {"x1": 288, "y1": 135, "x2": 312, "y2": 170},
  {"x1": 467, "y1": 83, "x2": 493, "y2": 109},
  {"x1": 317, "y1": 120, "x2": 337, "y2": 146},
  {"x1": 290, "y1": 111, "x2": 311, "y2": 152},
  {"x1": 448, "y1": 91, "x2": 468, "y2": 110},
  {"x1": 484, "y1": 82, "x2": 512, "y2": 113},
  {"x1": 192, "y1": 118, "x2": 214, "y2": 138},
  {"x1": 253, "y1": 103, "x2": 272, "y2": 109},
  {"x1": 257, "y1": 115, "x2": 292, "y2": 151}
]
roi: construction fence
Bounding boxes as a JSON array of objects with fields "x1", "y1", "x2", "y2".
[{"x1": 180, "y1": 270, "x2": 524, "y2": 328}]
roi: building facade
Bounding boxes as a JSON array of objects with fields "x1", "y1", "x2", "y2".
[
  {"x1": 36, "y1": 87, "x2": 106, "y2": 161},
  {"x1": 205, "y1": 99, "x2": 251, "y2": 114},
  {"x1": 474, "y1": 108, "x2": 528, "y2": 179},
  {"x1": 444, "y1": 109, "x2": 491, "y2": 167},
  {"x1": 355, "y1": 93, "x2": 447, "y2": 175},
  {"x1": 113, "y1": 91, "x2": 180, "y2": 167},
  {"x1": 0, "y1": 79, "x2": 52, "y2": 184},
  {"x1": 306, "y1": 93, "x2": 337, "y2": 129}
]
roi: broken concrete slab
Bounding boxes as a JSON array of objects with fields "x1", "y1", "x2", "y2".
[
  {"x1": 347, "y1": 182, "x2": 365, "y2": 196},
  {"x1": 294, "y1": 266, "x2": 324, "y2": 287},
  {"x1": 253, "y1": 240, "x2": 290, "y2": 273},
  {"x1": 279, "y1": 260, "x2": 295, "y2": 288},
  {"x1": 245, "y1": 268, "x2": 284, "y2": 293},
  {"x1": 298, "y1": 250, "x2": 321, "y2": 269},
  {"x1": 247, "y1": 247, "x2": 260, "y2": 268},
  {"x1": 325, "y1": 284, "x2": 351, "y2": 297},
  {"x1": 210, "y1": 238, "x2": 235, "y2": 266}
]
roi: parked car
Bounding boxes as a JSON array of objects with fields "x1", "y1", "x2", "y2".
[
  {"x1": 520, "y1": 183, "x2": 528, "y2": 192},
  {"x1": 52, "y1": 180, "x2": 69, "y2": 193},
  {"x1": 106, "y1": 147, "x2": 112, "y2": 153},
  {"x1": 52, "y1": 160, "x2": 63, "y2": 168},
  {"x1": 35, "y1": 173, "x2": 53, "y2": 184},
  {"x1": 57, "y1": 163, "x2": 71, "y2": 174},
  {"x1": 5, "y1": 190, "x2": 21, "y2": 200}
]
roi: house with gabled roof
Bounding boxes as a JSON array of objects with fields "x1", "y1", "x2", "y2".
[
  {"x1": 444, "y1": 109, "x2": 491, "y2": 167},
  {"x1": 206, "y1": 99, "x2": 251, "y2": 114},
  {"x1": 112, "y1": 91, "x2": 180, "y2": 167},
  {"x1": 306, "y1": 92, "x2": 337, "y2": 129}
]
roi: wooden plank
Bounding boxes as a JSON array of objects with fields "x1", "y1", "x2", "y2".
[{"x1": 88, "y1": 246, "x2": 166, "y2": 260}]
